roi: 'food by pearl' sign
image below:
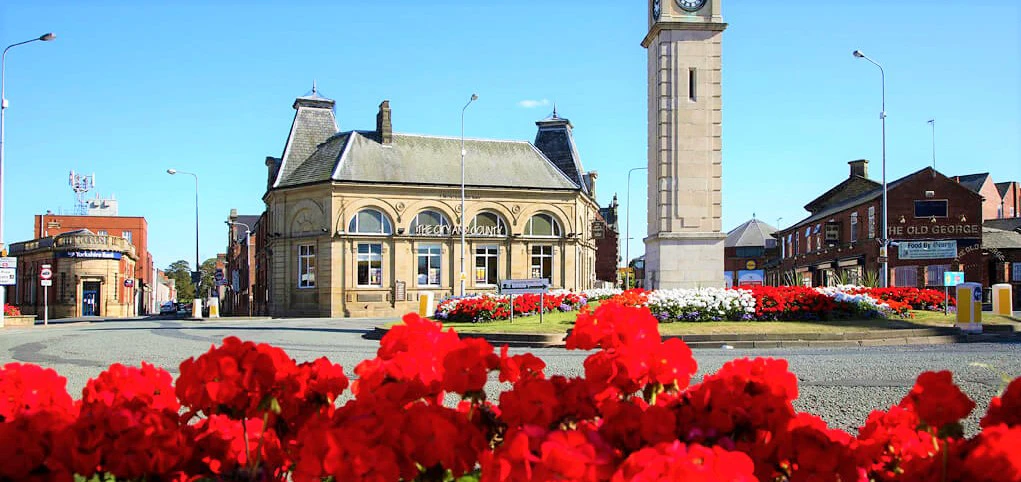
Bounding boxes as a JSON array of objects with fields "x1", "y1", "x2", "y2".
[{"x1": 414, "y1": 224, "x2": 505, "y2": 236}]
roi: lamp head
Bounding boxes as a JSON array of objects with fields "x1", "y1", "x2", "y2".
[
  {"x1": 167, "y1": 168, "x2": 177, "y2": 175},
  {"x1": 852, "y1": 50, "x2": 865, "y2": 58},
  {"x1": 39, "y1": 33, "x2": 56, "y2": 41},
  {"x1": 470, "y1": 93, "x2": 478, "y2": 101}
]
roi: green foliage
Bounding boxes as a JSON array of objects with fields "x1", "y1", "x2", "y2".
[
  {"x1": 198, "y1": 257, "x2": 218, "y2": 298},
  {"x1": 862, "y1": 270, "x2": 881, "y2": 288},
  {"x1": 781, "y1": 270, "x2": 805, "y2": 287},
  {"x1": 165, "y1": 259, "x2": 195, "y2": 302}
]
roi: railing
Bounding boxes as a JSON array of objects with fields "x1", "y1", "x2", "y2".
[{"x1": 53, "y1": 234, "x2": 136, "y2": 257}]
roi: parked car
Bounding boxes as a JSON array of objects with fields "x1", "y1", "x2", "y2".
[{"x1": 159, "y1": 301, "x2": 177, "y2": 315}]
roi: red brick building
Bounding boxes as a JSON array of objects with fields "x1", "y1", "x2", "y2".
[
  {"x1": 595, "y1": 195, "x2": 620, "y2": 285},
  {"x1": 34, "y1": 214, "x2": 154, "y2": 313},
  {"x1": 224, "y1": 210, "x2": 260, "y2": 316},
  {"x1": 995, "y1": 181, "x2": 1020, "y2": 219},
  {"x1": 772, "y1": 162, "x2": 984, "y2": 288}
]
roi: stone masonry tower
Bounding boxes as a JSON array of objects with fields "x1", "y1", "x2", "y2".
[{"x1": 641, "y1": 0, "x2": 726, "y2": 289}]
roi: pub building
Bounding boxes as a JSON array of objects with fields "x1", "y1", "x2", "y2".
[
  {"x1": 771, "y1": 161, "x2": 984, "y2": 288},
  {"x1": 259, "y1": 91, "x2": 602, "y2": 317}
]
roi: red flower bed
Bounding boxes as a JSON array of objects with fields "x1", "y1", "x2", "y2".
[
  {"x1": 436, "y1": 292, "x2": 587, "y2": 323},
  {"x1": 851, "y1": 287, "x2": 955, "y2": 310},
  {"x1": 2, "y1": 304, "x2": 1018, "y2": 481},
  {"x1": 3, "y1": 303, "x2": 21, "y2": 316}
]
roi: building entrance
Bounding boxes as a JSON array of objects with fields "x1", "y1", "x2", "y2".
[{"x1": 83, "y1": 281, "x2": 101, "y2": 316}]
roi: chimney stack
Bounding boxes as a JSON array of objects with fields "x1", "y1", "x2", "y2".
[
  {"x1": 376, "y1": 100, "x2": 392, "y2": 145},
  {"x1": 848, "y1": 159, "x2": 869, "y2": 179}
]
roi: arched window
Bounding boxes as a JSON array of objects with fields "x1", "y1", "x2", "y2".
[
  {"x1": 409, "y1": 210, "x2": 450, "y2": 235},
  {"x1": 348, "y1": 208, "x2": 392, "y2": 234},
  {"x1": 525, "y1": 213, "x2": 562, "y2": 237},
  {"x1": 468, "y1": 212, "x2": 507, "y2": 237}
]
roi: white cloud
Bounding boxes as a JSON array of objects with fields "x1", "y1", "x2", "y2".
[{"x1": 518, "y1": 98, "x2": 550, "y2": 108}]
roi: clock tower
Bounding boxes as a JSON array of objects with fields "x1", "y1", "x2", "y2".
[{"x1": 641, "y1": 0, "x2": 727, "y2": 289}]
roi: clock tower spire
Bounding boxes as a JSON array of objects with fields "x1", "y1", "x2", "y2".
[{"x1": 641, "y1": 0, "x2": 727, "y2": 289}]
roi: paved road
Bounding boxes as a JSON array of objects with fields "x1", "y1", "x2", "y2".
[{"x1": 2, "y1": 317, "x2": 1019, "y2": 435}]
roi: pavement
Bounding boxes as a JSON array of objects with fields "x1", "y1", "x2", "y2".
[{"x1": 2, "y1": 316, "x2": 1020, "y2": 436}]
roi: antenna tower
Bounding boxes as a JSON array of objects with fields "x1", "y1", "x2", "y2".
[{"x1": 69, "y1": 170, "x2": 95, "y2": 215}]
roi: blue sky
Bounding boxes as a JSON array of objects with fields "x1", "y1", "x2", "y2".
[{"x1": 2, "y1": 0, "x2": 1019, "y2": 270}]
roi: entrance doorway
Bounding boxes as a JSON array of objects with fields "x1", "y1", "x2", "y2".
[{"x1": 83, "y1": 281, "x2": 101, "y2": 316}]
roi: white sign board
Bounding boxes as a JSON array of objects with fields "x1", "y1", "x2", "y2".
[
  {"x1": 0, "y1": 269, "x2": 15, "y2": 286},
  {"x1": 0, "y1": 257, "x2": 16, "y2": 269},
  {"x1": 943, "y1": 271, "x2": 965, "y2": 287},
  {"x1": 898, "y1": 240, "x2": 957, "y2": 260},
  {"x1": 500, "y1": 278, "x2": 550, "y2": 295},
  {"x1": 41, "y1": 279, "x2": 53, "y2": 287}
]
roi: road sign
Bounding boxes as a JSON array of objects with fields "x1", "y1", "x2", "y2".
[
  {"x1": 214, "y1": 268, "x2": 227, "y2": 286},
  {"x1": 499, "y1": 278, "x2": 550, "y2": 295},
  {"x1": 124, "y1": 279, "x2": 134, "y2": 288},
  {"x1": 943, "y1": 271, "x2": 964, "y2": 287},
  {"x1": 40, "y1": 264, "x2": 53, "y2": 280},
  {"x1": 0, "y1": 256, "x2": 16, "y2": 269},
  {"x1": 41, "y1": 279, "x2": 53, "y2": 287}
]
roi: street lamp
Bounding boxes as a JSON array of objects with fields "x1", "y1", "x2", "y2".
[
  {"x1": 226, "y1": 220, "x2": 252, "y2": 317},
  {"x1": 1, "y1": 32, "x2": 56, "y2": 329},
  {"x1": 167, "y1": 168, "x2": 203, "y2": 317},
  {"x1": 459, "y1": 93, "x2": 478, "y2": 297},
  {"x1": 927, "y1": 119, "x2": 936, "y2": 170},
  {"x1": 625, "y1": 166, "x2": 647, "y2": 289},
  {"x1": 852, "y1": 49, "x2": 889, "y2": 288}
]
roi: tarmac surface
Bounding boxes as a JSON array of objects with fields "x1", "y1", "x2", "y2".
[{"x1": 2, "y1": 315, "x2": 1020, "y2": 435}]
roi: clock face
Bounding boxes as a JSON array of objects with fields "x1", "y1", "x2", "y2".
[
  {"x1": 653, "y1": 0, "x2": 661, "y2": 20},
  {"x1": 676, "y1": 0, "x2": 707, "y2": 12}
]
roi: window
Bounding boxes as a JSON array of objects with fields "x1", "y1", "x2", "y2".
[
  {"x1": 914, "y1": 200, "x2": 948, "y2": 218},
  {"x1": 787, "y1": 234, "x2": 793, "y2": 257},
  {"x1": 850, "y1": 213, "x2": 858, "y2": 241},
  {"x1": 825, "y1": 223, "x2": 839, "y2": 243},
  {"x1": 735, "y1": 246, "x2": 764, "y2": 258},
  {"x1": 60, "y1": 272, "x2": 68, "y2": 301},
  {"x1": 97, "y1": 230, "x2": 108, "y2": 236},
  {"x1": 688, "y1": 68, "x2": 697, "y2": 101},
  {"x1": 530, "y1": 245, "x2": 553, "y2": 282},
  {"x1": 868, "y1": 206, "x2": 876, "y2": 239},
  {"x1": 526, "y1": 213, "x2": 562, "y2": 237},
  {"x1": 1013, "y1": 263, "x2": 1021, "y2": 282},
  {"x1": 349, "y1": 209, "x2": 393, "y2": 234},
  {"x1": 469, "y1": 212, "x2": 507, "y2": 237},
  {"x1": 122, "y1": 231, "x2": 132, "y2": 243},
  {"x1": 475, "y1": 245, "x2": 499, "y2": 285},
  {"x1": 410, "y1": 210, "x2": 450, "y2": 235},
  {"x1": 805, "y1": 228, "x2": 812, "y2": 252},
  {"x1": 925, "y1": 264, "x2": 950, "y2": 287},
  {"x1": 892, "y1": 266, "x2": 918, "y2": 287},
  {"x1": 298, "y1": 244, "x2": 316, "y2": 288},
  {"x1": 113, "y1": 273, "x2": 118, "y2": 300},
  {"x1": 416, "y1": 244, "x2": 441, "y2": 286},
  {"x1": 357, "y1": 243, "x2": 382, "y2": 286}
]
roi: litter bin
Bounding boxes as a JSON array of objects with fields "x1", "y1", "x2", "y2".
[
  {"x1": 956, "y1": 282, "x2": 982, "y2": 332},
  {"x1": 991, "y1": 283, "x2": 1013, "y2": 316},
  {"x1": 419, "y1": 292, "x2": 435, "y2": 317}
]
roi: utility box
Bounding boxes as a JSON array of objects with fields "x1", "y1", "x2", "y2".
[
  {"x1": 208, "y1": 298, "x2": 220, "y2": 318},
  {"x1": 955, "y1": 282, "x2": 982, "y2": 331},
  {"x1": 991, "y1": 283, "x2": 1013, "y2": 316},
  {"x1": 419, "y1": 292, "x2": 435, "y2": 317}
]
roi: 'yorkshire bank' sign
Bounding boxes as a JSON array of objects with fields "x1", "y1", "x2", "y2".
[
  {"x1": 415, "y1": 224, "x2": 505, "y2": 236},
  {"x1": 898, "y1": 240, "x2": 957, "y2": 260}
]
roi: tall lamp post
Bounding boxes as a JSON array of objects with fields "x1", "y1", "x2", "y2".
[
  {"x1": 927, "y1": 119, "x2": 936, "y2": 169},
  {"x1": 459, "y1": 93, "x2": 478, "y2": 297},
  {"x1": 226, "y1": 220, "x2": 252, "y2": 317},
  {"x1": 1, "y1": 32, "x2": 56, "y2": 329},
  {"x1": 167, "y1": 168, "x2": 202, "y2": 317},
  {"x1": 853, "y1": 50, "x2": 888, "y2": 288},
  {"x1": 625, "y1": 166, "x2": 647, "y2": 289}
]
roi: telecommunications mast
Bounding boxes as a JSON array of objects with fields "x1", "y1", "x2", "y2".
[{"x1": 69, "y1": 170, "x2": 95, "y2": 215}]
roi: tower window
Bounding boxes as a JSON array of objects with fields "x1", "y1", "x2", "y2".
[{"x1": 688, "y1": 68, "x2": 697, "y2": 101}]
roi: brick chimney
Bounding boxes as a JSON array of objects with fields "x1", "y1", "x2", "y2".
[
  {"x1": 376, "y1": 100, "x2": 392, "y2": 145},
  {"x1": 848, "y1": 159, "x2": 868, "y2": 179}
]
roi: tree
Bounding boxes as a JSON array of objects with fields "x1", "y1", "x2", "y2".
[
  {"x1": 198, "y1": 258, "x2": 218, "y2": 298},
  {"x1": 165, "y1": 260, "x2": 195, "y2": 302}
]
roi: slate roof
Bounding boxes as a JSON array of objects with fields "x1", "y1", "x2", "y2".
[
  {"x1": 274, "y1": 96, "x2": 339, "y2": 188},
  {"x1": 725, "y1": 218, "x2": 777, "y2": 248},
  {"x1": 982, "y1": 227, "x2": 1021, "y2": 250},
  {"x1": 984, "y1": 218, "x2": 1021, "y2": 233},
  {"x1": 995, "y1": 181, "x2": 1013, "y2": 198},
  {"x1": 784, "y1": 167, "x2": 926, "y2": 231},
  {"x1": 955, "y1": 173, "x2": 989, "y2": 193},
  {"x1": 275, "y1": 131, "x2": 580, "y2": 190},
  {"x1": 534, "y1": 113, "x2": 588, "y2": 193}
]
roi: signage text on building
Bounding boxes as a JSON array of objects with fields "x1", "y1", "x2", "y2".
[
  {"x1": 898, "y1": 240, "x2": 957, "y2": 260},
  {"x1": 57, "y1": 250, "x2": 122, "y2": 260},
  {"x1": 888, "y1": 224, "x2": 980, "y2": 237},
  {"x1": 414, "y1": 224, "x2": 505, "y2": 237}
]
